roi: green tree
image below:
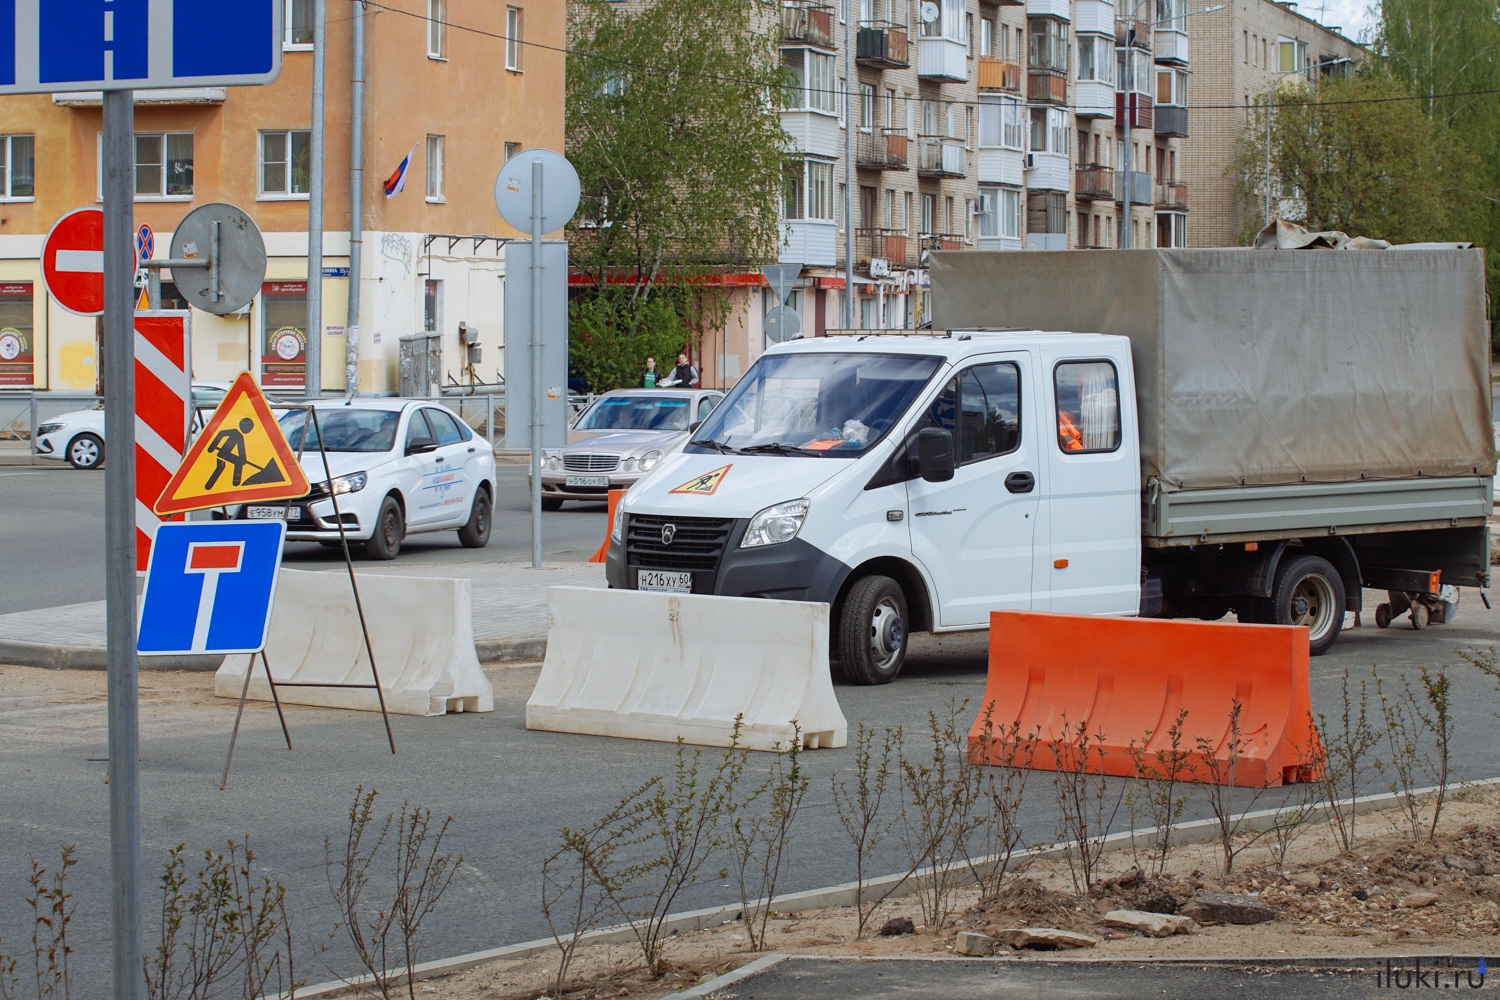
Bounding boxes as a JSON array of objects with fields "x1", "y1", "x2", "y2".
[
  {"x1": 1241, "y1": 73, "x2": 1478, "y2": 245},
  {"x1": 564, "y1": 0, "x2": 790, "y2": 391}
]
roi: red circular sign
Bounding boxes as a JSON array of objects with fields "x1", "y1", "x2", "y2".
[{"x1": 42, "y1": 208, "x2": 137, "y2": 317}]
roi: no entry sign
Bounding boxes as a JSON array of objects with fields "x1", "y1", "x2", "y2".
[{"x1": 42, "y1": 207, "x2": 136, "y2": 316}]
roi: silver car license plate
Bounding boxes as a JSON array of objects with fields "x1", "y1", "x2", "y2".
[
  {"x1": 638, "y1": 570, "x2": 692, "y2": 594},
  {"x1": 247, "y1": 505, "x2": 300, "y2": 519},
  {"x1": 566, "y1": 475, "x2": 610, "y2": 488}
]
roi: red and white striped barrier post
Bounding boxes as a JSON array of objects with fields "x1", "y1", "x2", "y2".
[{"x1": 133, "y1": 312, "x2": 191, "y2": 572}]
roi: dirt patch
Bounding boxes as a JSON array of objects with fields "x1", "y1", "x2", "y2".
[{"x1": 392, "y1": 795, "x2": 1500, "y2": 1000}]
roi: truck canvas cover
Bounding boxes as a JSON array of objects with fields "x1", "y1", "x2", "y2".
[{"x1": 931, "y1": 248, "x2": 1494, "y2": 492}]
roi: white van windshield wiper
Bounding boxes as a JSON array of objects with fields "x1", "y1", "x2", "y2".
[
  {"x1": 692, "y1": 438, "x2": 735, "y2": 454},
  {"x1": 734, "y1": 442, "x2": 822, "y2": 457}
]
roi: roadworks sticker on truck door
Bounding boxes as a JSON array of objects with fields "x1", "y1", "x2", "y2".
[{"x1": 670, "y1": 464, "x2": 731, "y2": 496}]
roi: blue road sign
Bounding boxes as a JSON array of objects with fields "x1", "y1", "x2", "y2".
[
  {"x1": 0, "y1": 0, "x2": 284, "y2": 95},
  {"x1": 138, "y1": 520, "x2": 286, "y2": 655},
  {"x1": 136, "y1": 223, "x2": 154, "y2": 262}
]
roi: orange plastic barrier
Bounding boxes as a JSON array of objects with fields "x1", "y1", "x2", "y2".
[
  {"x1": 967, "y1": 611, "x2": 1322, "y2": 788},
  {"x1": 589, "y1": 489, "x2": 627, "y2": 563}
]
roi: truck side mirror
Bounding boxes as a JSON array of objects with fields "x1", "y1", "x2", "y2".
[{"x1": 916, "y1": 427, "x2": 955, "y2": 483}]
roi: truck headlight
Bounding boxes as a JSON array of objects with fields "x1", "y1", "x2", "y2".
[
  {"x1": 638, "y1": 450, "x2": 662, "y2": 472},
  {"x1": 330, "y1": 471, "x2": 367, "y2": 495},
  {"x1": 612, "y1": 506, "x2": 626, "y2": 543},
  {"x1": 741, "y1": 499, "x2": 809, "y2": 548}
]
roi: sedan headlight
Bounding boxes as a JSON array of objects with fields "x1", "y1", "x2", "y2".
[
  {"x1": 546, "y1": 452, "x2": 561, "y2": 471},
  {"x1": 37, "y1": 422, "x2": 64, "y2": 435},
  {"x1": 330, "y1": 471, "x2": 368, "y2": 495},
  {"x1": 621, "y1": 457, "x2": 637, "y2": 473},
  {"x1": 638, "y1": 449, "x2": 663, "y2": 472},
  {"x1": 741, "y1": 499, "x2": 810, "y2": 548}
]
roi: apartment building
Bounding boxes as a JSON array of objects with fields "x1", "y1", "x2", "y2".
[
  {"x1": 1184, "y1": 0, "x2": 1363, "y2": 247},
  {"x1": 0, "y1": 0, "x2": 563, "y2": 394}
]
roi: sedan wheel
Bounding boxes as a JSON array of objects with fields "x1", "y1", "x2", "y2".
[{"x1": 67, "y1": 433, "x2": 103, "y2": 470}]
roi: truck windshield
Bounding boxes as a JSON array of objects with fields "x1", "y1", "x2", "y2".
[
  {"x1": 575, "y1": 395, "x2": 691, "y2": 431},
  {"x1": 687, "y1": 352, "x2": 942, "y2": 457}
]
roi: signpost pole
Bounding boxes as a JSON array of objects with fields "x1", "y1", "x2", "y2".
[
  {"x1": 305, "y1": 0, "x2": 327, "y2": 397},
  {"x1": 102, "y1": 87, "x2": 144, "y2": 1000},
  {"x1": 529, "y1": 159, "x2": 543, "y2": 569}
]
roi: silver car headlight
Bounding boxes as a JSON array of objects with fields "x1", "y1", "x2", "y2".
[
  {"x1": 546, "y1": 452, "x2": 561, "y2": 471},
  {"x1": 37, "y1": 422, "x2": 64, "y2": 435},
  {"x1": 621, "y1": 457, "x2": 638, "y2": 472},
  {"x1": 741, "y1": 499, "x2": 810, "y2": 548},
  {"x1": 638, "y1": 449, "x2": 663, "y2": 472},
  {"x1": 330, "y1": 471, "x2": 368, "y2": 495}
]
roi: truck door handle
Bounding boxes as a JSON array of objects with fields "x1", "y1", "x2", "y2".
[{"x1": 1005, "y1": 471, "x2": 1036, "y2": 494}]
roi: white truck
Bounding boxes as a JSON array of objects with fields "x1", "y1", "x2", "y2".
[{"x1": 604, "y1": 249, "x2": 1493, "y2": 682}]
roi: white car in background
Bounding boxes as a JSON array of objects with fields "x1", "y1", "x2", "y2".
[
  {"x1": 229, "y1": 399, "x2": 497, "y2": 560},
  {"x1": 32, "y1": 382, "x2": 233, "y2": 470}
]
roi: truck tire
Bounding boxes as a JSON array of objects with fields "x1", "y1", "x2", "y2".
[
  {"x1": 837, "y1": 575, "x2": 909, "y2": 685},
  {"x1": 1268, "y1": 554, "x2": 1345, "y2": 656}
]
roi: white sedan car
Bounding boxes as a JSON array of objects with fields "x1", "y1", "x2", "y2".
[
  {"x1": 33, "y1": 382, "x2": 233, "y2": 469},
  {"x1": 230, "y1": 399, "x2": 496, "y2": 560}
]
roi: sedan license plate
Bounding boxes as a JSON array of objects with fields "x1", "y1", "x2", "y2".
[
  {"x1": 566, "y1": 475, "x2": 610, "y2": 488},
  {"x1": 247, "y1": 505, "x2": 300, "y2": 520},
  {"x1": 638, "y1": 570, "x2": 692, "y2": 594}
]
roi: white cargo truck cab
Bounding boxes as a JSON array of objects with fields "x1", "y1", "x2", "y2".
[{"x1": 606, "y1": 330, "x2": 1149, "y2": 682}]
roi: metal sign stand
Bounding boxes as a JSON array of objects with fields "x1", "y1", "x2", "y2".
[{"x1": 215, "y1": 403, "x2": 396, "y2": 789}]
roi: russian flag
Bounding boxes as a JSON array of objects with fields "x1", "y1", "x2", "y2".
[{"x1": 383, "y1": 146, "x2": 416, "y2": 198}]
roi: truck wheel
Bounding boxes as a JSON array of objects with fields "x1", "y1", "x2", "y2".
[
  {"x1": 837, "y1": 575, "x2": 909, "y2": 685},
  {"x1": 363, "y1": 497, "x2": 404, "y2": 561},
  {"x1": 1269, "y1": 554, "x2": 1345, "y2": 656},
  {"x1": 457, "y1": 490, "x2": 492, "y2": 548},
  {"x1": 1375, "y1": 603, "x2": 1393, "y2": 629},
  {"x1": 1410, "y1": 602, "x2": 1430, "y2": 630}
]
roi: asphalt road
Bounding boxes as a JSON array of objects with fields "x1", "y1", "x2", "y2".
[
  {"x1": 4, "y1": 600, "x2": 1500, "y2": 996},
  {"x1": 0, "y1": 465, "x2": 608, "y2": 614}
]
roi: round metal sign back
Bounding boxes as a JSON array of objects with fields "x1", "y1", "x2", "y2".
[
  {"x1": 764, "y1": 306, "x2": 802, "y2": 343},
  {"x1": 494, "y1": 148, "x2": 581, "y2": 235},
  {"x1": 169, "y1": 202, "x2": 267, "y2": 315}
]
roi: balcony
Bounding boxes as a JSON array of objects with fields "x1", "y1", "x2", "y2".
[
  {"x1": 1155, "y1": 104, "x2": 1188, "y2": 137},
  {"x1": 857, "y1": 21, "x2": 909, "y2": 68},
  {"x1": 1155, "y1": 181, "x2": 1188, "y2": 210},
  {"x1": 781, "y1": 219, "x2": 837, "y2": 267},
  {"x1": 917, "y1": 138, "x2": 966, "y2": 178},
  {"x1": 1075, "y1": 0, "x2": 1116, "y2": 35},
  {"x1": 977, "y1": 147, "x2": 1025, "y2": 186},
  {"x1": 1075, "y1": 164, "x2": 1117, "y2": 201},
  {"x1": 977, "y1": 56, "x2": 1023, "y2": 92},
  {"x1": 917, "y1": 35, "x2": 967, "y2": 81},
  {"x1": 856, "y1": 128, "x2": 910, "y2": 171},
  {"x1": 1113, "y1": 170, "x2": 1151, "y2": 205},
  {"x1": 781, "y1": 2, "x2": 835, "y2": 50},
  {"x1": 1154, "y1": 28, "x2": 1188, "y2": 64},
  {"x1": 1075, "y1": 79, "x2": 1115, "y2": 118},
  {"x1": 1028, "y1": 71, "x2": 1067, "y2": 104},
  {"x1": 1116, "y1": 91, "x2": 1154, "y2": 129},
  {"x1": 1028, "y1": 0, "x2": 1072, "y2": 18},
  {"x1": 1116, "y1": 19, "x2": 1151, "y2": 47},
  {"x1": 855, "y1": 228, "x2": 915, "y2": 268},
  {"x1": 1025, "y1": 150, "x2": 1070, "y2": 191},
  {"x1": 919, "y1": 233, "x2": 967, "y2": 252},
  {"x1": 780, "y1": 108, "x2": 841, "y2": 157}
]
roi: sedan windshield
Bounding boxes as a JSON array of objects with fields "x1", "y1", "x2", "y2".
[
  {"x1": 688, "y1": 352, "x2": 942, "y2": 457},
  {"x1": 280, "y1": 408, "x2": 401, "y2": 453},
  {"x1": 576, "y1": 396, "x2": 691, "y2": 431}
]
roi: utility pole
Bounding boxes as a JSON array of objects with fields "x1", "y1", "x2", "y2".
[
  {"x1": 346, "y1": 0, "x2": 366, "y2": 396},
  {"x1": 1264, "y1": 90, "x2": 1273, "y2": 226},
  {"x1": 1120, "y1": 18, "x2": 1133, "y2": 250},
  {"x1": 842, "y1": 0, "x2": 853, "y2": 327},
  {"x1": 306, "y1": 0, "x2": 327, "y2": 397}
]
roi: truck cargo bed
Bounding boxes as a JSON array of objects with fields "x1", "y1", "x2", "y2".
[{"x1": 1143, "y1": 475, "x2": 1492, "y2": 546}]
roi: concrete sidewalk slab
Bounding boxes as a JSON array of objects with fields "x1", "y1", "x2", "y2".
[{"x1": 0, "y1": 561, "x2": 605, "y2": 669}]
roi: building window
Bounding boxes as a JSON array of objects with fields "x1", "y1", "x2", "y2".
[
  {"x1": 424, "y1": 279, "x2": 441, "y2": 332},
  {"x1": 1077, "y1": 35, "x2": 1114, "y2": 83},
  {"x1": 0, "y1": 135, "x2": 34, "y2": 200},
  {"x1": 129, "y1": 133, "x2": 193, "y2": 199},
  {"x1": 920, "y1": 193, "x2": 935, "y2": 235},
  {"x1": 506, "y1": 7, "x2": 524, "y2": 71},
  {"x1": 261, "y1": 282, "x2": 308, "y2": 388},
  {"x1": 783, "y1": 159, "x2": 834, "y2": 221},
  {"x1": 427, "y1": 0, "x2": 447, "y2": 58},
  {"x1": 1028, "y1": 107, "x2": 1068, "y2": 154},
  {"x1": 1156, "y1": 67, "x2": 1188, "y2": 106},
  {"x1": 286, "y1": 0, "x2": 314, "y2": 47},
  {"x1": 859, "y1": 84, "x2": 874, "y2": 129},
  {"x1": 783, "y1": 49, "x2": 837, "y2": 114},
  {"x1": 425, "y1": 135, "x2": 445, "y2": 201},
  {"x1": 1028, "y1": 17, "x2": 1069, "y2": 74},
  {"x1": 259, "y1": 130, "x2": 311, "y2": 198},
  {"x1": 504, "y1": 141, "x2": 521, "y2": 161}
]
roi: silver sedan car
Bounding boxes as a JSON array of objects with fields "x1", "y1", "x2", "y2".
[{"x1": 540, "y1": 388, "x2": 724, "y2": 508}]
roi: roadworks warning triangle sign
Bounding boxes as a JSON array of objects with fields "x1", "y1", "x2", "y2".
[
  {"x1": 670, "y1": 464, "x2": 731, "y2": 496},
  {"x1": 154, "y1": 371, "x2": 310, "y2": 515}
]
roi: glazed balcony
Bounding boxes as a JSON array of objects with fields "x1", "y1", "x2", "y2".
[
  {"x1": 1155, "y1": 104, "x2": 1188, "y2": 137},
  {"x1": 1116, "y1": 91, "x2": 1154, "y2": 129},
  {"x1": 857, "y1": 20, "x2": 909, "y2": 68}
]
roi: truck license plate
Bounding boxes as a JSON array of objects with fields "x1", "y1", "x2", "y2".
[
  {"x1": 247, "y1": 505, "x2": 300, "y2": 520},
  {"x1": 566, "y1": 475, "x2": 610, "y2": 488},
  {"x1": 638, "y1": 570, "x2": 692, "y2": 594}
]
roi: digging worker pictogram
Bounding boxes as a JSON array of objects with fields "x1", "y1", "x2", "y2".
[{"x1": 206, "y1": 418, "x2": 256, "y2": 488}]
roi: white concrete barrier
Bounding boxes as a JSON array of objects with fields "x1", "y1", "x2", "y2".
[
  {"x1": 526, "y1": 587, "x2": 847, "y2": 751},
  {"x1": 216, "y1": 569, "x2": 494, "y2": 717}
]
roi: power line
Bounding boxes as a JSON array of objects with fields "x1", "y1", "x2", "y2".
[{"x1": 335, "y1": 0, "x2": 1500, "y2": 116}]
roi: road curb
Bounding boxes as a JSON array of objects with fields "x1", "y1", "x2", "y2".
[{"x1": 0, "y1": 637, "x2": 545, "y2": 672}]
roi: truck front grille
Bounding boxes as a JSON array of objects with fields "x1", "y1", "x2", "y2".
[{"x1": 625, "y1": 514, "x2": 734, "y2": 572}]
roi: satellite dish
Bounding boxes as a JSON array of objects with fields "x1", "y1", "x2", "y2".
[
  {"x1": 168, "y1": 203, "x2": 266, "y2": 316},
  {"x1": 494, "y1": 148, "x2": 581, "y2": 236},
  {"x1": 919, "y1": 1, "x2": 940, "y2": 23}
]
